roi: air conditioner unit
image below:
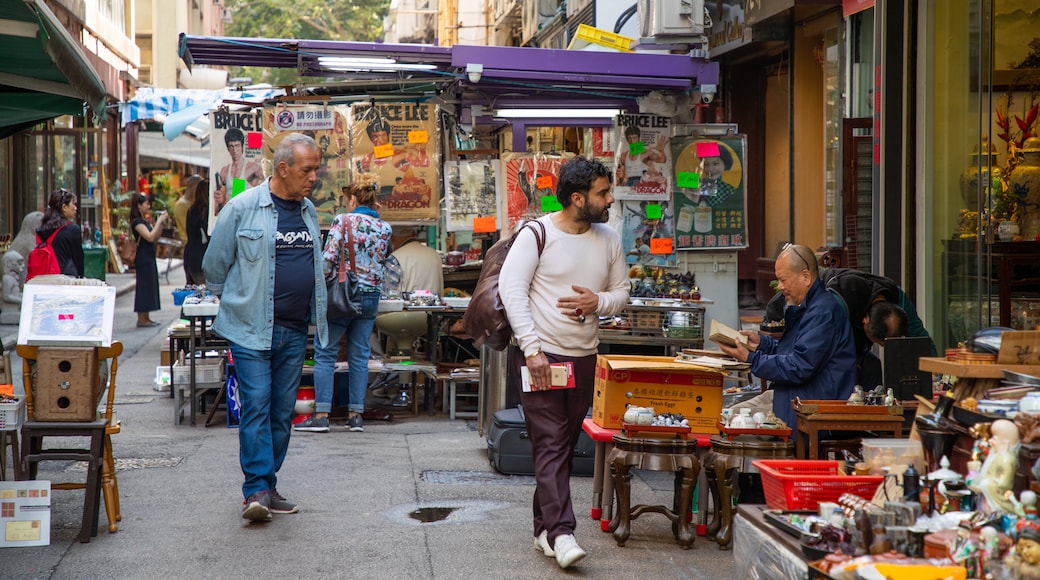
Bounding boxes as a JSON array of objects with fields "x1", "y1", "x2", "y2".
[{"x1": 638, "y1": 0, "x2": 704, "y2": 38}]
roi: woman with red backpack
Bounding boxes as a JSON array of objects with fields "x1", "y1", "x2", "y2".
[{"x1": 34, "y1": 188, "x2": 84, "y2": 278}]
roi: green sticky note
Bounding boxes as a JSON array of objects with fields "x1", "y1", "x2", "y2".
[
  {"x1": 231, "y1": 177, "x2": 247, "y2": 196},
  {"x1": 629, "y1": 141, "x2": 646, "y2": 155},
  {"x1": 540, "y1": 195, "x2": 563, "y2": 212},
  {"x1": 399, "y1": 360, "x2": 415, "y2": 365},
  {"x1": 645, "y1": 203, "x2": 662, "y2": 219},
  {"x1": 676, "y1": 172, "x2": 700, "y2": 189}
]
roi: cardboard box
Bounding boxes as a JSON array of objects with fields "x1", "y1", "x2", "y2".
[
  {"x1": 592, "y1": 355, "x2": 724, "y2": 432},
  {"x1": 998, "y1": 331, "x2": 1040, "y2": 365}
]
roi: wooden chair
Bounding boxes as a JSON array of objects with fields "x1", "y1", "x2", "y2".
[{"x1": 17, "y1": 342, "x2": 123, "y2": 541}]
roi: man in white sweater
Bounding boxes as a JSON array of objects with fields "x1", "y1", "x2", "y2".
[{"x1": 499, "y1": 156, "x2": 630, "y2": 569}]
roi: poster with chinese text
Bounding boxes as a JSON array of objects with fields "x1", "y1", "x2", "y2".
[
  {"x1": 349, "y1": 103, "x2": 440, "y2": 221},
  {"x1": 262, "y1": 103, "x2": 351, "y2": 227},
  {"x1": 443, "y1": 160, "x2": 503, "y2": 232},
  {"x1": 613, "y1": 114, "x2": 672, "y2": 200},
  {"x1": 501, "y1": 152, "x2": 570, "y2": 233},
  {"x1": 670, "y1": 135, "x2": 748, "y2": 250}
]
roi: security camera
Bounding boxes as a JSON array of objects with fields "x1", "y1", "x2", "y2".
[
  {"x1": 700, "y1": 84, "x2": 717, "y2": 104},
  {"x1": 466, "y1": 63, "x2": 483, "y2": 84}
]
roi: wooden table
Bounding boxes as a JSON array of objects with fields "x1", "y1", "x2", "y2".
[{"x1": 793, "y1": 405, "x2": 904, "y2": 459}]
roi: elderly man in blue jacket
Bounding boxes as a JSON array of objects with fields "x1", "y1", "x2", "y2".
[{"x1": 718, "y1": 243, "x2": 857, "y2": 430}]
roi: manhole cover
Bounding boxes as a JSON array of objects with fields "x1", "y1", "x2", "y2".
[{"x1": 421, "y1": 470, "x2": 535, "y2": 485}]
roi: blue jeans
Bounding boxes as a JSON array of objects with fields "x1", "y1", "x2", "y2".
[
  {"x1": 313, "y1": 292, "x2": 380, "y2": 414},
  {"x1": 229, "y1": 324, "x2": 308, "y2": 499}
]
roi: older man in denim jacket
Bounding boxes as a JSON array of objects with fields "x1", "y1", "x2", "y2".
[{"x1": 204, "y1": 133, "x2": 329, "y2": 522}]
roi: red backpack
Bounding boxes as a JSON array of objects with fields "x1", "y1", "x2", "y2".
[{"x1": 25, "y1": 224, "x2": 67, "y2": 281}]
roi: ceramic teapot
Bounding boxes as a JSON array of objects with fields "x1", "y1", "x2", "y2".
[{"x1": 623, "y1": 405, "x2": 656, "y2": 425}]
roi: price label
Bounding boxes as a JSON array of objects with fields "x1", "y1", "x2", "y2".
[
  {"x1": 540, "y1": 195, "x2": 563, "y2": 212},
  {"x1": 408, "y1": 130, "x2": 428, "y2": 144},
  {"x1": 676, "y1": 172, "x2": 700, "y2": 188},
  {"x1": 629, "y1": 141, "x2": 646, "y2": 155},
  {"x1": 247, "y1": 132, "x2": 263, "y2": 149},
  {"x1": 645, "y1": 203, "x2": 662, "y2": 219},
  {"x1": 696, "y1": 141, "x2": 721, "y2": 158},
  {"x1": 373, "y1": 143, "x2": 394, "y2": 159},
  {"x1": 650, "y1": 238, "x2": 673, "y2": 254},
  {"x1": 231, "y1": 177, "x2": 247, "y2": 196},
  {"x1": 536, "y1": 175, "x2": 553, "y2": 189},
  {"x1": 473, "y1": 216, "x2": 496, "y2": 233}
]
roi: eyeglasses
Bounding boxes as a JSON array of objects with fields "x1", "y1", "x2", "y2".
[{"x1": 783, "y1": 243, "x2": 811, "y2": 273}]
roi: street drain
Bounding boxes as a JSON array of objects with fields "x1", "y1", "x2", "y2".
[
  {"x1": 409, "y1": 507, "x2": 457, "y2": 523},
  {"x1": 420, "y1": 470, "x2": 535, "y2": 485},
  {"x1": 67, "y1": 457, "x2": 183, "y2": 472}
]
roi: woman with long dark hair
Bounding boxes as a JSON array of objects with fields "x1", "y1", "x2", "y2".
[
  {"x1": 35, "y1": 188, "x2": 84, "y2": 277},
  {"x1": 130, "y1": 193, "x2": 170, "y2": 326},
  {"x1": 184, "y1": 178, "x2": 210, "y2": 285}
]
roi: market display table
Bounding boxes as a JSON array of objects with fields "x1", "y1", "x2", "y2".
[
  {"x1": 792, "y1": 400, "x2": 904, "y2": 459},
  {"x1": 169, "y1": 303, "x2": 227, "y2": 426},
  {"x1": 734, "y1": 504, "x2": 808, "y2": 579},
  {"x1": 607, "y1": 432, "x2": 701, "y2": 549},
  {"x1": 403, "y1": 305, "x2": 467, "y2": 413},
  {"x1": 918, "y1": 356, "x2": 1040, "y2": 401},
  {"x1": 703, "y1": 433, "x2": 794, "y2": 550}
]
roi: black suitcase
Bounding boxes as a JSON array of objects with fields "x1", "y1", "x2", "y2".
[{"x1": 486, "y1": 406, "x2": 595, "y2": 476}]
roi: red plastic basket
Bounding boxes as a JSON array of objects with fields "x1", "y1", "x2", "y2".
[{"x1": 752, "y1": 459, "x2": 884, "y2": 511}]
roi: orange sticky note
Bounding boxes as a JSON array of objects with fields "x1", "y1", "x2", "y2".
[
  {"x1": 536, "y1": 175, "x2": 553, "y2": 189},
  {"x1": 408, "y1": 130, "x2": 428, "y2": 144},
  {"x1": 650, "y1": 238, "x2": 673, "y2": 254},
  {"x1": 374, "y1": 143, "x2": 394, "y2": 159},
  {"x1": 696, "y1": 141, "x2": 721, "y2": 158},
  {"x1": 0, "y1": 384, "x2": 13, "y2": 396},
  {"x1": 473, "y1": 216, "x2": 496, "y2": 233}
]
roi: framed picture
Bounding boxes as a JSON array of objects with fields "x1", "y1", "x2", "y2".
[
  {"x1": 17, "y1": 284, "x2": 117, "y2": 347},
  {"x1": 670, "y1": 134, "x2": 749, "y2": 250}
]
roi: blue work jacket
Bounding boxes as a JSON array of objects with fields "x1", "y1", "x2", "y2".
[{"x1": 749, "y1": 279, "x2": 857, "y2": 429}]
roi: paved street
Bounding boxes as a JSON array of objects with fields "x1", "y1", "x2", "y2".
[{"x1": 1, "y1": 265, "x2": 735, "y2": 579}]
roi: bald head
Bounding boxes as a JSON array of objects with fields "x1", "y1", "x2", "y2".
[{"x1": 775, "y1": 244, "x2": 817, "y2": 306}]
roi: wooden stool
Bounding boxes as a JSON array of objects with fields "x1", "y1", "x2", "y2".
[
  {"x1": 703, "y1": 434, "x2": 794, "y2": 550},
  {"x1": 607, "y1": 433, "x2": 701, "y2": 549},
  {"x1": 1, "y1": 428, "x2": 20, "y2": 481},
  {"x1": 20, "y1": 419, "x2": 107, "y2": 543},
  {"x1": 794, "y1": 410, "x2": 904, "y2": 459}
]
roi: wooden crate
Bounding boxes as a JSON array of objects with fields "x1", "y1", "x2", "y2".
[{"x1": 33, "y1": 347, "x2": 100, "y2": 421}]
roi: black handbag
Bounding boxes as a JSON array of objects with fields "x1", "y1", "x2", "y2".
[{"x1": 326, "y1": 216, "x2": 363, "y2": 321}]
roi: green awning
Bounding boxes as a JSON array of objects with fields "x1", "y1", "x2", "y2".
[{"x1": 0, "y1": 0, "x2": 108, "y2": 135}]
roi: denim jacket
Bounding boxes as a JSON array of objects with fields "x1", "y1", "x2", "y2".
[{"x1": 202, "y1": 179, "x2": 328, "y2": 350}]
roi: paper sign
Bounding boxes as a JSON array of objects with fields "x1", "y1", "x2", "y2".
[
  {"x1": 473, "y1": 216, "x2": 496, "y2": 233},
  {"x1": 540, "y1": 195, "x2": 563, "y2": 212},
  {"x1": 247, "y1": 132, "x2": 263, "y2": 149},
  {"x1": 373, "y1": 143, "x2": 395, "y2": 159},
  {"x1": 629, "y1": 141, "x2": 646, "y2": 155},
  {"x1": 536, "y1": 175, "x2": 553, "y2": 189},
  {"x1": 408, "y1": 130, "x2": 428, "y2": 144},
  {"x1": 645, "y1": 203, "x2": 662, "y2": 219},
  {"x1": 231, "y1": 178, "x2": 247, "y2": 196},
  {"x1": 696, "y1": 141, "x2": 721, "y2": 158},
  {"x1": 650, "y1": 238, "x2": 673, "y2": 254},
  {"x1": 676, "y1": 172, "x2": 700, "y2": 188}
]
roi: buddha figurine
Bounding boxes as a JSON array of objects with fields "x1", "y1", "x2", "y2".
[
  {"x1": 0, "y1": 250, "x2": 24, "y2": 324},
  {"x1": 968, "y1": 418, "x2": 1021, "y2": 514}
]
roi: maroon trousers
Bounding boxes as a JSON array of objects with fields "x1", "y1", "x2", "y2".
[{"x1": 510, "y1": 347, "x2": 597, "y2": 546}]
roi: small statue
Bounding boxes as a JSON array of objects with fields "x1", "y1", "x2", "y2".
[
  {"x1": 884, "y1": 388, "x2": 896, "y2": 407},
  {"x1": 9, "y1": 211, "x2": 42, "y2": 265},
  {"x1": 848, "y1": 385, "x2": 865, "y2": 405},
  {"x1": 0, "y1": 250, "x2": 24, "y2": 325},
  {"x1": 968, "y1": 418, "x2": 1021, "y2": 514},
  {"x1": 1004, "y1": 524, "x2": 1040, "y2": 579}
]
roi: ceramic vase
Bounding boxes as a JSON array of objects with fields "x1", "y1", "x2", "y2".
[
  {"x1": 1014, "y1": 138, "x2": 1040, "y2": 241},
  {"x1": 958, "y1": 137, "x2": 1001, "y2": 212},
  {"x1": 294, "y1": 385, "x2": 316, "y2": 416}
]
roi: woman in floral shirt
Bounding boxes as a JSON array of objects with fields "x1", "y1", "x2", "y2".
[{"x1": 297, "y1": 184, "x2": 392, "y2": 433}]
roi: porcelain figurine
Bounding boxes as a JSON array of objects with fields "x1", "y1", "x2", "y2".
[
  {"x1": 0, "y1": 250, "x2": 24, "y2": 325},
  {"x1": 848, "y1": 385, "x2": 865, "y2": 405},
  {"x1": 969, "y1": 418, "x2": 1021, "y2": 514}
]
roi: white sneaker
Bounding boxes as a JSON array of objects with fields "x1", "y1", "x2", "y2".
[
  {"x1": 534, "y1": 530, "x2": 555, "y2": 557},
  {"x1": 553, "y1": 534, "x2": 586, "y2": 569}
]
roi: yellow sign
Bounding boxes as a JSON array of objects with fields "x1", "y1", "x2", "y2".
[
  {"x1": 373, "y1": 143, "x2": 395, "y2": 159},
  {"x1": 408, "y1": 130, "x2": 429, "y2": 144}
]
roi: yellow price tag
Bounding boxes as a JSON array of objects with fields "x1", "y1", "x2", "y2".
[
  {"x1": 408, "y1": 130, "x2": 428, "y2": 144},
  {"x1": 373, "y1": 143, "x2": 394, "y2": 159}
]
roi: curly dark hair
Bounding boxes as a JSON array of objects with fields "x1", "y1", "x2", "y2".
[{"x1": 555, "y1": 156, "x2": 612, "y2": 208}]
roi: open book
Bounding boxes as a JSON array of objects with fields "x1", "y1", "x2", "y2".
[{"x1": 709, "y1": 319, "x2": 757, "y2": 352}]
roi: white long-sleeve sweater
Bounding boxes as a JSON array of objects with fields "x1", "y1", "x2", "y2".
[{"x1": 498, "y1": 215, "x2": 630, "y2": 358}]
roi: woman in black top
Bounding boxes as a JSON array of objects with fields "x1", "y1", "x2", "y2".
[
  {"x1": 35, "y1": 188, "x2": 84, "y2": 277},
  {"x1": 183, "y1": 178, "x2": 209, "y2": 285},
  {"x1": 130, "y1": 193, "x2": 170, "y2": 327}
]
